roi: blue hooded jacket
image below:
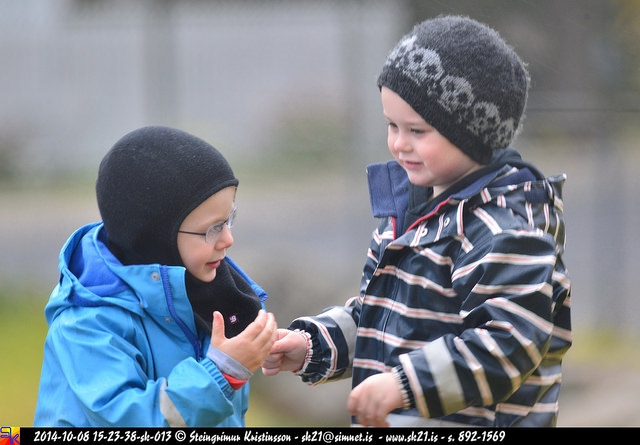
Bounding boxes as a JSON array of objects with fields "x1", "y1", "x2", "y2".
[{"x1": 34, "y1": 223, "x2": 267, "y2": 427}]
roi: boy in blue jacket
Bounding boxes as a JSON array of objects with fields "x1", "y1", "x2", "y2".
[
  {"x1": 34, "y1": 126, "x2": 277, "y2": 427},
  {"x1": 263, "y1": 16, "x2": 571, "y2": 427}
]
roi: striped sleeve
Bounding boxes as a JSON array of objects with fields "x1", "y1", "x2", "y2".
[
  {"x1": 288, "y1": 222, "x2": 389, "y2": 385},
  {"x1": 289, "y1": 301, "x2": 360, "y2": 385},
  {"x1": 400, "y1": 229, "x2": 571, "y2": 420}
]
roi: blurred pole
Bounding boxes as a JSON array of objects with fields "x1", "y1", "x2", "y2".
[
  {"x1": 143, "y1": 0, "x2": 178, "y2": 124},
  {"x1": 591, "y1": 127, "x2": 627, "y2": 329},
  {"x1": 339, "y1": 0, "x2": 367, "y2": 171},
  {"x1": 337, "y1": 0, "x2": 409, "y2": 171}
]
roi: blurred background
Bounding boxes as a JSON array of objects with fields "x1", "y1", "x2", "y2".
[{"x1": 1, "y1": 0, "x2": 639, "y2": 427}]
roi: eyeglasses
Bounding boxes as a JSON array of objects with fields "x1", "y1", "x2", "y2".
[{"x1": 178, "y1": 205, "x2": 237, "y2": 243}]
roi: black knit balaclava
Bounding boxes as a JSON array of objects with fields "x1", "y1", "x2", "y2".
[
  {"x1": 377, "y1": 16, "x2": 530, "y2": 164},
  {"x1": 96, "y1": 126, "x2": 262, "y2": 337}
]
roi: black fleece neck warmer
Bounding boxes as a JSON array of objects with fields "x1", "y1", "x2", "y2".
[{"x1": 95, "y1": 126, "x2": 262, "y2": 337}]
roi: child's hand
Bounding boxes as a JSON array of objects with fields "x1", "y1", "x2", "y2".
[
  {"x1": 261, "y1": 329, "x2": 308, "y2": 376},
  {"x1": 347, "y1": 372, "x2": 403, "y2": 427},
  {"x1": 210, "y1": 310, "x2": 277, "y2": 373}
]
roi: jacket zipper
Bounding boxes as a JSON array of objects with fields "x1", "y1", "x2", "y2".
[{"x1": 159, "y1": 266, "x2": 203, "y2": 360}]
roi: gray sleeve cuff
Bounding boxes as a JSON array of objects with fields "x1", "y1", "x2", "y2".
[{"x1": 205, "y1": 344, "x2": 253, "y2": 381}]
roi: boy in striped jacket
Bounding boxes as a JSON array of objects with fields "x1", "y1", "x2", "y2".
[{"x1": 263, "y1": 16, "x2": 571, "y2": 427}]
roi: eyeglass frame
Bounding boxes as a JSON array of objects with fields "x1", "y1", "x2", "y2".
[{"x1": 178, "y1": 205, "x2": 237, "y2": 243}]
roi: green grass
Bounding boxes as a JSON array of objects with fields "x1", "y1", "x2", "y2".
[
  {"x1": 568, "y1": 328, "x2": 640, "y2": 369},
  {"x1": 0, "y1": 292, "x2": 49, "y2": 426},
  {"x1": 246, "y1": 391, "x2": 322, "y2": 427}
]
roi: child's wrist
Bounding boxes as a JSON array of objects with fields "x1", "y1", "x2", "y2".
[
  {"x1": 206, "y1": 344, "x2": 253, "y2": 381},
  {"x1": 293, "y1": 329, "x2": 312, "y2": 375}
]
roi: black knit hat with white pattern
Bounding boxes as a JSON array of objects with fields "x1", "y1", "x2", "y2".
[{"x1": 377, "y1": 16, "x2": 529, "y2": 164}]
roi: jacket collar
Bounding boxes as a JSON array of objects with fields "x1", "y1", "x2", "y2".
[
  {"x1": 366, "y1": 149, "x2": 541, "y2": 238},
  {"x1": 48, "y1": 223, "x2": 182, "y2": 323}
]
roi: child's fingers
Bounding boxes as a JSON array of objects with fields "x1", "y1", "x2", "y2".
[
  {"x1": 248, "y1": 311, "x2": 276, "y2": 343},
  {"x1": 347, "y1": 384, "x2": 361, "y2": 415},
  {"x1": 262, "y1": 351, "x2": 283, "y2": 366},
  {"x1": 348, "y1": 374, "x2": 397, "y2": 427},
  {"x1": 349, "y1": 393, "x2": 382, "y2": 427},
  {"x1": 261, "y1": 360, "x2": 283, "y2": 376},
  {"x1": 254, "y1": 313, "x2": 278, "y2": 350},
  {"x1": 260, "y1": 351, "x2": 283, "y2": 376},
  {"x1": 210, "y1": 311, "x2": 226, "y2": 343},
  {"x1": 236, "y1": 309, "x2": 267, "y2": 340},
  {"x1": 264, "y1": 312, "x2": 277, "y2": 337},
  {"x1": 268, "y1": 329, "x2": 296, "y2": 354}
]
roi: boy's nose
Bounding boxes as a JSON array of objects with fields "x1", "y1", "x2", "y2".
[
  {"x1": 393, "y1": 134, "x2": 411, "y2": 152},
  {"x1": 216, "y1": 226, "x2": 234, "y2": 249}
]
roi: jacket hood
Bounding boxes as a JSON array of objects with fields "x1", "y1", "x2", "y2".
[
  {"x1": 46, "y1": 223, "x2": 268, "y2": 338},
  {"x1": 367, "y1": 148, "x2": 566, "y2": 240},
  {"x1": 45, "y1": 223, "x2": 150, "y2": 324}
]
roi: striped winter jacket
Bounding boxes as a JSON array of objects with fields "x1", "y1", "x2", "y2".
[{"x1": 290, "y1": 153, "x2": 572, "y2": 427}]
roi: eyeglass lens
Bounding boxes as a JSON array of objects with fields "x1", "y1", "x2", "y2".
[{"x1": 204, "y1": 206, "x2": 237, "y2": 243}]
